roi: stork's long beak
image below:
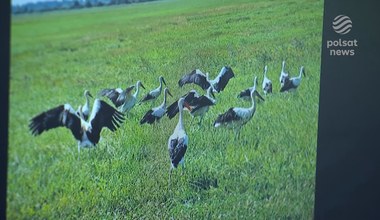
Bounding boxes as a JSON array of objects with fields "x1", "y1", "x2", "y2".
[
  {"x1": 140, "y1": 83, "x2": 146, "y2": 89},
  {"x1": 254, "y1": 91, "x2": 265, "y2": 102},
  {"x1": 88, "y1": 92, "x2": 93, "y2": 98},
  {"x1": 162, "y1": 77, "x2": 167, "y2": 86},
  {"x1": 167, "y1": 89, "x2": 173, "y2": 97},
  {"x1": 303, "y1": 68, "x2": 306, "y2": 77}
]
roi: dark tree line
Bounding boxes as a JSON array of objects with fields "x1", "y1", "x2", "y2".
[{"x1": 12, "y1": 0, "x2": 157, "y2": 14}]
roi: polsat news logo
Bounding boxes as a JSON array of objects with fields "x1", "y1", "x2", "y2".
[{"x1": 327, "y1": 15, "x2": 358, "y2": 56}]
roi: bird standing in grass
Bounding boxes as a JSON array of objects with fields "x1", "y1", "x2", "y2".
[
  {"x1": 29, "y1": 99, "x2": 125, "y2": 155},
  {"x1": 214, "y1": 76, "x2": 262, "y2": 138},
  {"x1": 166, "y1": 90, "x2": 200, "y2": 119},
  {"x1": 279, "y1": 60, "x2": 290, "y2": 87},
  {"x1": 168, "y1": 97, "x2": 190, "y2": 182},
  {"x1": 120, "y1": 80, "x2": 145, "y2": 113},
  {"x1": 76, "y1": 90, "x2": 93, "y2": 121},
  {"x1": 140, "y1": 88, "x2": 172, "y2": 125},
  {"x1": 140, "y1": 76, "x2": 167, "y2": 104},
  {"x1": 99, "y1": 85, "x2": 135, "y2": 108},
  {"x1": 261, "y1": 65, "x2": 272, "y2": 95},
  {"x1": 178, "y1": 66, "x2": 235, "y2": 92},
  {"x1": 280, "y1": 66, "x2": 306, "y2": 92},
  {"x1": 188, "y1": 86, "x2": 216, "y2": 125},
  {"x1": 237, "y1": 77, "x2": 265, "y2": 102}
]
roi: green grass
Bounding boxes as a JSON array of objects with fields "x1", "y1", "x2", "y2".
[{"x1": 8, "y1": 0, "x2": 323, "y2": 218}]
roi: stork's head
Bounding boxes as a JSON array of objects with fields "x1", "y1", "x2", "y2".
[
  {"x1": 159, "y1": 76, "x2": 167, "y2": 86},
  {"x1": 137, "y1": 80, "x2": 146, "y2": 89},
  {"x1": 300, "y1": 66, "x2": 306, "y2": 77},
  {"x1": 164, "y1": 88, "x2": 173, "y2": 97},
  {"x1": 84, "y1": 90, "x2": 93, "y2": 98}
]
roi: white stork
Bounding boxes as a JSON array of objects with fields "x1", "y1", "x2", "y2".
[
  {"x1": 214, "y1": 76, "x2": 261, "y2": 137},
  {"x1": 237, "y1": 77, "x2": 265, "y2": 102},
  {"x1": 280, "y1": 66, "x2": 306, "y2": 92},
  {"x1": 168, "y1": 97, "x2": 190, "y2": 181},
  {"x1": 120, "y1": 80, "x2": 145, "y2": 113},
  {"x1": 99, "y1": 82, "x2": 145, "y2": 109},
  {"x1": 76, "y1": 90, "x2": 93, "y2": 121},
  {"x1": 262, "y1": 65, "x2": 272, "y2": 95},
  {"x1": 188, "y1": 86, "x2": 216, "y2": 125},
  {"x1": 166, "y1": 90, "x2": 200, "y2": 119},
  {"x1": 140, "y1": 88, "x2": 173, "y2": 125},
  {"x1": 29, "y1": 99, "x2": 125, "y2": 154},
  {"x1": 279, "y1": 60, "x2": 290, "y2": 87},
  {"x1": 140, "y1": 76, "x2": 167, "y2": 104},
  {"x1": 178, "y1": 66, "x2": 235, "y2": 92}
]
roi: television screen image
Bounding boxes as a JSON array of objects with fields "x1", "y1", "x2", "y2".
[{"x1": 8, "y1": 0, "x2": 323, "y2": 218}]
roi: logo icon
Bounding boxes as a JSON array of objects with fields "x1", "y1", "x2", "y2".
[{"x1": 332, "y1": 15, "x2": 352, "y2": 35}]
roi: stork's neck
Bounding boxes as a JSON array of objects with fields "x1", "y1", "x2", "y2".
[
  {"x1": 298, "y1": 69, "x2": 303, "y2": 78},
  {"x1": 158, "y1": 79, "x2": 163, "y2": 92},
  {"x1": 176, "y1": 105, "x2": 184, "y2": 131},
  {"x1": 134, "y1": 83, "x2": 140, "y2": 97},
  {"x1": 85, "y1": 94, "x2": 90, "y2": 106},
  {"x1": 206, "y1": 72, "x2": 212, "y2": 83},
  {"x1": 162, "y1": 90, "x2": 168, "y2": 107},
  {"x1": 281, "y1": 61, "x2": 285, "y2": 72},
  {"x1": 206, "y1": 88, "x2": 212, "y2": 97},
  {"x1": 249, "y1": 93, "x2": 256, "y2": 113}
]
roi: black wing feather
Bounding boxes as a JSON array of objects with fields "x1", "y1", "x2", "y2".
[
  {"x1": 98, "y1": 89, "x2": 123, "y2": 107},
  {"x1": 90, "y1": 100, "x2": 125, "y2": 133},
  {"x1": 214, "y1": 108, "x2": 240, "y2": 125},
  {"x1": 140, "y1": 93, "x2": 154, "y2": 102},
  {"x1": 29, "y1": 104, "x2": 82, "y2": 141},
  {"x1": 166, "y1": 100, "x2": 179, "y2": 119},
  {"x1": 178, "y1": 69, "x2": 210, "y2": 90},
  {"x1": 237, "y1": 88, "x2": 250, "y2": 99},
  {"x1": 264, "y1": 83, "x2": 273, "y2": 93},
  {"x1": 214, "y1": 66, "x2": 235, "y2": 92},
  {"x1": 166, "y1": 91, "x2": 198, "y2": 119},
  {"x1": 169, "y1": 137, "x2": 187, "y2": 168},
  {"x1": 140, "y1": 109, "x2": 158, "y2": 124},
  {"x1": 280, "y1": 78, "x2": 295, "y2": 92},
  {"x1": 190, "y1": 96, "x2": 215, "y2": 113}
]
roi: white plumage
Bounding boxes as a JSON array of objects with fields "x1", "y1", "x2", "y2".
[
  {"x1": 261, "y1": 65, "x2": 272, "y2": 95},
  {"x1": 178, "y1": 66, "x2": 235, "y2": 93},
  {"x1": 120, "y1": 80, "x2": 145, "y2": 113},
  {"x1": 140, "y1": 76, "x2": 167, "y2": 104},
  {"x1": 140, "y1": 88, "x2": 172, "y2": 124},
  {"x1": 76, "y1": 90, "x2": 93, "y2": 121},
  {"x1": 214, "y1": 76, "x2": 261, "y2": 136},
  {"x1": 280, "y1": 66, "x2": 306, "y2": 92},
  {"x1": 188, "y1": 86, "x2": 216, "y2": 124},
  {"x1": 168, "y1": 98, "x2": 189, "y2": 179},
  {"x1": 279, "y1": 60, "x2": 290, "y2": 87},
  {"x1": 29, "y1": 99, "x2": 125, "y2": 154}
]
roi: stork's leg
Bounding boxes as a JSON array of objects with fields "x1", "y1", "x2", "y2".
[
  {"x1": 168, "y1": 167, "x2": 173, "y2": 189},
  {"x1": 181, "y1": 163, "x2": 186, "y2": 176},
  {"x1": 198, "y1": 115, "x2": 204, "y2": 126},
  {"x1": 190, "y1": 116, "x2": 195, "y2": 126},
  {"x1": 77, "y1": 143, "x2": 81, "y2": 160}
]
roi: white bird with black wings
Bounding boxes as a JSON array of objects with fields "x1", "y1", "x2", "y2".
[
  {"x1": 168, "y1": 98, "x2": 191, "y2": 179},
  {"x1": 29, "y1": 99, "x2": 125, "y2": 154}
]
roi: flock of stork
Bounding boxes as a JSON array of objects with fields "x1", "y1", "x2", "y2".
[{"x1": 29, "y1": 60, "x2": 305, "y2": 176}]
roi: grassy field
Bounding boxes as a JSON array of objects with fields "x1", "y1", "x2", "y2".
[{"x1": 8, "y1": 0, "x2": 323, "y2": 218}]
